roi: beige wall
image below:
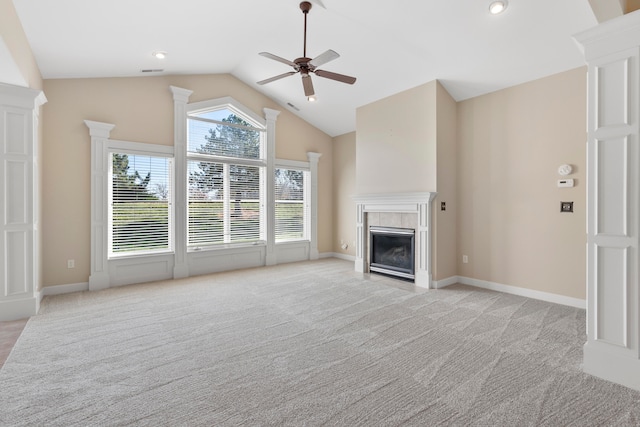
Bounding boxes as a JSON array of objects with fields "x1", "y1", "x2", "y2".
[
  {"x1": 0, "y1": 0, "x2": 42, "y2": 90},
  {"x1": 42, "y1": 74, "x2": 333, "y2": 287},
  {"x1": 332, "y1": 132, "x2": 356, "y2": 256},
  {"x1": 457, "y1": 67, "x2": 587, "y2": 299},
  {"x1": 355, "y1": 81, "x2": 437, "y2": 194},
  {"x1": 433, "y1": 83, "x2": 457, "y2": 281}
]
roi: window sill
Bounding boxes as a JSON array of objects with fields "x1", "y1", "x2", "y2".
[
  {"x1": 188, "y1": 241, "x2": 266, "y2": 253},
  {"x1": 275, "y1": 240, "x2": 310, "y2": 245},
  {"x1": 108, "y1": 251, "x2": 174, "y2": 261}
]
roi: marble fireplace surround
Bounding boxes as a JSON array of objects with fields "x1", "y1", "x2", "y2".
[{"x1": 353, "y1": 192, "x2": 437, "y2": 288}]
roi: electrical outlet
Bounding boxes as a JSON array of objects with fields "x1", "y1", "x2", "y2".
[
  {"x1": 560, "y1": 201, "x2": 574, "y2": 213},
  {"x1": 441, "y1": 201, "x2": 446, "y2": 211},
  {"x1": 67, "y1": 259, "x2": 75, "y2": 269},
  {"x1": 462, "y1": 255, "x2": 468, "y2": 264}
]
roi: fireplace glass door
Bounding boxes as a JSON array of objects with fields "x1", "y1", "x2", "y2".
[{"x1": 369, "y1": 226, "x2": 415, "y2": 280}]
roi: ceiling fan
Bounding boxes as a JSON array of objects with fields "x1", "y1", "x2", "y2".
[{"x1": 257, "y1": 1, "x2": 356, "y2": 100}]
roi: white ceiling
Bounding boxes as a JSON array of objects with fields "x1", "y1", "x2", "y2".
[{"x1": 12, "y1": 0, "x2": 597, "y2": 137}]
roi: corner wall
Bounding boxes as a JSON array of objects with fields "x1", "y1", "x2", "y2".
[
  {"x1": 433, "y1": 82, "x2": 457, "y2": 281},
  {"x1": 332, "y1": 132, "x2": 356, "y2": 258},
  {"x1": 456, "y1": 67, "x2": 587, "y2": 299},
  {"x1": 0, "y1": 0, "x2": 42, "y2": 90}
]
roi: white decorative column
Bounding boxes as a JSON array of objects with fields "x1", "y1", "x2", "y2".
[
  {"x1": 307, "y1": 152, "x2": 321, "y2": 260},
  {"x1": 84, "y1": 120, "x2": 115, "y2": 291},
  {"x1": 355, "y1": 201, "x2": 366, "y2": 273},
  {"x1": 416, "y1": 195, "x2": 436, "y2": 287},
  {"x1": 264, "y1": 108, "x2": 280, "y2": 266},
  {"x1": 353, "y1": 192, "x2": 436, "y2": 288},
  {"x1": 0, "y1": 83, "x2": 46, "y2": 321},
  {"x1": 575, "y1": 12, "x2": 640, "y2": 391},
  {"x1": 170, "y1": 86, "x2": 193, "y2": 278}
]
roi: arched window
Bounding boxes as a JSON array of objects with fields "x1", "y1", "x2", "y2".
[
  {"x1": 85, "y1": 90, "x2": 320, "y2": 290},
  {"x1": 186, "y1": 104, "x2": 266, "y2": 247}
]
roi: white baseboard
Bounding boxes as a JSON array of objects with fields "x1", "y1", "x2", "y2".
[
  {"x1": 456, "y1": 276, "x2": 586, "y2": 309},
  {"x1": 38, "y1": 256, "x2": 352, "y2": 299},
  {"x1": 41, "y1": 282, "x2": 89, "y2": 297},
  {"x1": 433, "y1": 276, "x2": 459, "y2": 289},
  {"x1": 322, "y1": 252, "x2": 356, "y2": 262},
  {"x1": 0, "y1": 294, "x2": 40, "y2": 321},
  {"x1": 36, "y1": 266, "x2": 585, "y2": 311}
]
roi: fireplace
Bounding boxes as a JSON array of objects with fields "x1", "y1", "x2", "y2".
[
  {"x1": 353, "y1": 192, "x2": 436, "y2": 288},
  {"x1": 369, "y1": 226, "x2": 415, "y2": 280}
]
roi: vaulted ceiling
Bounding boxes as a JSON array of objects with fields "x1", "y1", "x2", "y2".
[{"x1": 11, "y1": 0, "x2": 599, "y2": 136}]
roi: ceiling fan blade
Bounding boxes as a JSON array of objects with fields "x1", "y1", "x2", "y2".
[
  {"x1": 259, "y1": 52, "x2": 297, "y2": 68},
  {"x1": 302, "y1": 74, "x2": 315, "y2": 96},
  {"x1": 308, "y1": 49, "x2": 339, "y2": 68},
  {"x1": 314, "y1": 69, "x2": 357, "y2": 84},
  {"x1": 257, "y1": 71, "x2": 296, "y2": 85}
]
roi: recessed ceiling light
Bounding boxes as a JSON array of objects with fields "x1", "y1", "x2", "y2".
[
  {"x1": 152, "y1": 51, "x2": 167, "y2": 59},
  {"x1": 489, "y1": 0, "x2": 508, "y2": 14},
  {"x1": 308, "y1": 95, "x2": 317, "y2": 102}
]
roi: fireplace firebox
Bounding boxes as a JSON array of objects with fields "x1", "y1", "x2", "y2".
[{"x1": 369, "y1": 226, "x2": 415, "y2": 280}]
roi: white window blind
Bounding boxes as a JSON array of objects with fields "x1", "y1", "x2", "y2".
[
  {"x1": 187, "y1": 161, "x2": 261, "y2": 245},
  {"x1": 275, "y1": 168, "x2": 309, "y2": 242},
  {"x1": 109, "y1": 153, "x2": 173, "y2": 257},
  {"x1": 186, "y1": 108, "x2": 265, "y2": 247}
]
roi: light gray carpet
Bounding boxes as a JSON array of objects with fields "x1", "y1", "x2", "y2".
[{"x1": 1, "y1": 258, "x2": 639, "y2": 426}]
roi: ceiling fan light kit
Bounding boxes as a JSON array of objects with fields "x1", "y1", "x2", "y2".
[
  {"x1": 257, "y1": 1, "x2": 356, "y2": 100},
  {"x1": 489, "y1": 0, "x2": 508, "y2": 14}
]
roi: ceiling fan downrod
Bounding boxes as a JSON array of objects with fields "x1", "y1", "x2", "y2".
[{"x1": 301, "y1": 2, "x2": 312, "y2": 59}]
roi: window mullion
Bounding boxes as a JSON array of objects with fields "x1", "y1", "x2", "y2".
[
  {"x1": 223, "y1": 163, "x2": 230, "y2": 243},
  {"x1": 108, "y1": 155, "x2": 114, "y2": 255},
  {"x1": 187, "y1": 152, "x2": 265, "y2": 168},
  {"x1": 304, "y1": 170, "x2": 311, "y2": 240}
]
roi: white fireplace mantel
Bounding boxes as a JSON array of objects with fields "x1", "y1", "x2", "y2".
[{"x1": 353, "y1": 192, "x2": 437, "y2": 288}]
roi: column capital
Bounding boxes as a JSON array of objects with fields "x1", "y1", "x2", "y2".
[{"x1": 84, "y1": 120, "x2": 115, "y2": 139}]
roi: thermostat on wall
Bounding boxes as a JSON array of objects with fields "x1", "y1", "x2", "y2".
[
  {"x1": 558, "y1": 164, "x2": 573, "y2": 176},
  {"x1": 557, "y1": 178, "x2": 574, "y2": 188}
]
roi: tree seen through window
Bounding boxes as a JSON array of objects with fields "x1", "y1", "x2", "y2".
[
  {"x1": 187, "y1": 113, "x2": 263, "y2": 246},
  {"x1": 110, "y1": 153, "x2": 172, "y2": 255}
]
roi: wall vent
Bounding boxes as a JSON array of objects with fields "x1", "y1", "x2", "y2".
[{"x1": 141, "y1": 69, "x2": 164, "y2": 73}]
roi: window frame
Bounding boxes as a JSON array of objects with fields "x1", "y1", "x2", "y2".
[
  {"x1": 106, "y1": 140, "x2": 175, "y2": 259},
  {"x1": 185, "y1": 98, "x2": 267, "y2": 250},
  {"x1": 274, "y1": 159, "x2": 311, "y2": 243}
]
